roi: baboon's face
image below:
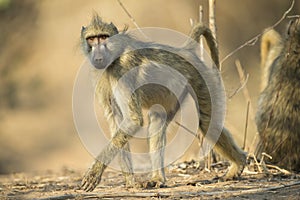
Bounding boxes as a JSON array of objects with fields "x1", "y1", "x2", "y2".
[
  {"x1": 85, "y1": 33, "x2": 111, "y2": 69},
  {"x1": 81, "y1": 16, "x2": 118, "y2": 69}
]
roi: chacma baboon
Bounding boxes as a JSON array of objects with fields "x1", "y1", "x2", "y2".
[
  {"x1": 256, "y1": 18, "x2": 300, "y2": 172},
  {"x1": 80, "y1": 13, "x2": 246, "y2": 192}
]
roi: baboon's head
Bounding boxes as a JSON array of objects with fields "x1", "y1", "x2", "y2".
[{"x1": 81, "y1": 13, "x2": 119, "y2": 69}]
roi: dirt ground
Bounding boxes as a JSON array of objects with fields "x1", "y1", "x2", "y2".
[
  {"x1": 1, "y1": 1, "x2": 300, "y2": 200},
  {"x1": 1, "y1": 162, "x2": 299, "y2": 200}
]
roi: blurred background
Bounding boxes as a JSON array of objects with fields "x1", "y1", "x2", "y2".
[{"x1": 0, "y1": 0, "x2": 299, "y2": 174}]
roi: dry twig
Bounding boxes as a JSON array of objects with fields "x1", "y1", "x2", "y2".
[
  {"x1": 248, "y1": 153, "x2": 263, "y2": 173},
  {"x1": 287, "y1": 15, "x2": 300, "y2": 19},
  {"x1": 117, "y1": 0, "x2": 148, "y2": 39},
  {"x1": 199, "y1": 5, "x2": 204, "y2": 60},
  {"x1": 242, "y1": 101, "x2": 250, "y2": 150},
  {"x1": 245, "y1": 152, "x2": 293, "y2": 177},
  {"x1": 265, "y1": 164, "x2": 292, "y2": 175},
  {"x1": 233, "y1": 60, "x2": 258, "y2": 152},
  {"x1": 220, "y1": 0, "x2": 295, "y2": 65},
  {"x1": 174, "y1": 121, "x2": 200, "y2": 141},
  {"x1": 228, "y1": 73, "x2": 249, "y2": 99},
  {"x1": 208, "y1": 0, "x2": 220, "y2": 70},
  {"x1": 208, "y1": 0, "x2": 217, "y2": 43}
]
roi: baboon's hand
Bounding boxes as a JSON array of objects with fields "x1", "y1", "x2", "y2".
[{"x1": 81, "y1": 161, "x2": 104, "y2": 192}]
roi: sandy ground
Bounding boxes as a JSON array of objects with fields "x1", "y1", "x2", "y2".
[
  {"x1": 1, "y1": 162, "x2": 299, "y2": 200},
  {"x1": 1, "y1": 1, "x2": 300, "y2": 200}
]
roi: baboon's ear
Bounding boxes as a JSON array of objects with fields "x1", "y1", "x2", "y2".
[
  {"x1": 122, "y1": 24, "x2": 129, "y2": 32},
  {"x1": 110, "y1": 22, "x2": 119, "y2": 34},
  {"x1": 81, "y1": 26, "x2": 86, "y2": 36}
]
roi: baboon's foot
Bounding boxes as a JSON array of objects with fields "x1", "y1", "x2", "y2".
[
  {"x1": 144, "y1": 180, "x2": 167, "y2": 188},
  {"x1": 123, "y1": 174, "x2": 141, "y2": 188},
  {"x1": 221, "y1": 151, "x2": 247, "y2": 181},
  {"x1": 81, "y1": 161, "x2": 105, "y2": 192},
  {"x1": 220, "y1": 162, "x2": 245, "y2": 181},
  {"x1": 144, "y1": 176, "x2": 166, "y2": 188}
]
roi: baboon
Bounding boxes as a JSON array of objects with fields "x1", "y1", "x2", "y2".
[
  {"x1": 256, "y1": 19, "x2": 300, "y2": 172},
  {"x1": 80, "y1": 13, "x2": 246, "y2": 192}
]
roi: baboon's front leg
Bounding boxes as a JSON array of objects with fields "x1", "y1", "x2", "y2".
[
  {"x1": 81, "y1": 130, "x2": 133, "y2": 191},
  {"x1": 146, "y1": 111, "x2": 167, "y2": 188},
  {"x1": 82, "y1": 95, "x2": 143, "y2": 191}
]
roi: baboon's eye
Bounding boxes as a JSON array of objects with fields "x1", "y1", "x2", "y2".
[
  {"x1": 98, "y1": 34, "x2": 109, "y2": 40},
  {"x1": 86, "y1": 36, "x2": 96, "y2": 42}
]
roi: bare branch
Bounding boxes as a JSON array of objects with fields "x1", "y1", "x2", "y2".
[
  {"x1": 199, "y1": 5, "x2": 204, "y2": 23},
  {"x1": 199, "y1": 5, "x2": 204, "y2": 60},
  {"x1": 117, "y1": 0, "x2": 148, "y2": 39},
  {"x1": 189, "y1": 18, "x2": 194, "y2": 27},
  {"x1": 221, "y1": 0, "x2": 295, "y2": 65},
  {"x1": 265, "y1": 164, "x2": 292, "y2": 175},
  {"x1": 233, "y1": 60, "x2": 259, "y2": 152},
  {"x1": 242, "y1": 101, "x2": 250, "y2": 150},
  {"x1": 208, "y1": 0, "x2": 220, "y2": 70},
  {"x1": 248, "y1": 153, "x2": 263, "y2": 173},
  {"x1": 174, "y1": 121, "x2": 200, "y2": 141},
  {"x1": 287, "y1": 15, "x2": 300, "y2": 19},
  {"x1": 234, "y1": 60, "x2": 256, "y2": 121},
  {"x1": 209, "y1": 0, "x2": 217, "y2": 40},
  {"x1": 261, "y1": 152, "x2": 272, "y2": 160},
  {"x1": 228, "y1": 73, "x2": 249, "y2": 99}
]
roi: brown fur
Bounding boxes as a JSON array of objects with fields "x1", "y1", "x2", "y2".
[
  {"x1": 80, "y1": 14, "x2": 246, "y2": 192},
  {"x1": 256, "y1": 19, "x2": 300, "y2": 172}
]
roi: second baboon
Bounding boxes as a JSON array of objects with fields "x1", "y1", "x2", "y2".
[
  {"x1": 256, "y1": 19, "x2": 300, "y2": 172},
  {"x1": 80, "y1": 14, "x2": 246, "y2": 192}
]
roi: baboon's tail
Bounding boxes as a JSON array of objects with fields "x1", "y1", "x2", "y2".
[
  {"x1": 260, "y1": 29, "x2": 282, "y2": 69},
  {"x1": 260, "y1": 29, "x2": 282, "y2": 91},
  {"x1": 189, "y1": 24, "x2": 220, "y2": 69}
]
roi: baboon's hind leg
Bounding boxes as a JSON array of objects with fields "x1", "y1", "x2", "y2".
[
  {"x1": 146, "y1": 110, "x2": 167, "y2": 188},
  {"x1": 199, "y1": 114, "x2": 246, "y2": 180},
  {"x1": 213, "y1": 127, "x2": 247, "y2": 180}
]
